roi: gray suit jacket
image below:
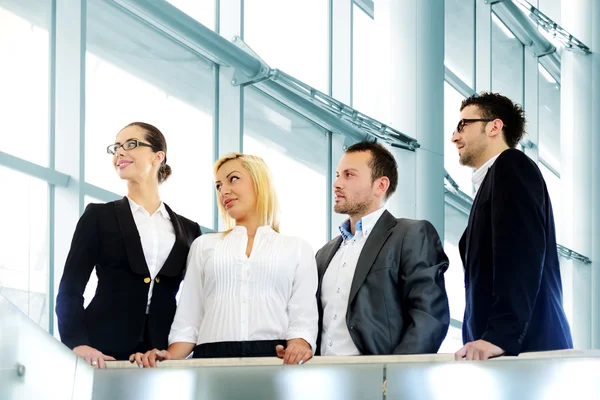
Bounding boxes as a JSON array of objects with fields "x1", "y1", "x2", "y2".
[{"x1": 316, "y1": 210, "x2": 450, "y2": 355}]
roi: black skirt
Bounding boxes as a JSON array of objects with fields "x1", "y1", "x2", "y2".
[{"x1": 193, "y1": 340, "x2": 287, "y2": 358}]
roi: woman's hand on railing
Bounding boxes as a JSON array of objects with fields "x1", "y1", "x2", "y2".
[
  {"x1": 276, "y1": 338, "x2": 313, "y2": 365},
  {"x1": 129, "y1": 349, "x2": 172, "y2": 368},
  {"x1": 73, "y1": 345, "x2": 116, "y2": 369}
]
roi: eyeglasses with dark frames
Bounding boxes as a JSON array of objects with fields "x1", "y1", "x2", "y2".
[
  {"x1": 454, "y1": 118, "x2": 494, "y2": 135},
  {"x1": 106, "y1": 139, "x2": 160, "y2": 155}
]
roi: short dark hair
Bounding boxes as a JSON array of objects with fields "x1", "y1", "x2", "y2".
[
  {"x1": 460, "y1": 92, "x2": 526, "y2": 148},
  {"x1": 124, "y1": 122, "x2": 172, "y2": 183},
  {"x1": 345, "y1": 141, "x2": 398, "y2": 200}
]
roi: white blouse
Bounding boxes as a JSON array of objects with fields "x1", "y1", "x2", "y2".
[
  {"x1": 127, "y1": 197, "x2": 175, "y2": 313},
  {"x1": 168, "y1": 225, "x2": 318, "y2": 351}
]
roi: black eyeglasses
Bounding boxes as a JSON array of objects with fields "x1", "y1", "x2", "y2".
[
  {"x1": 107, "y1": 139, "x2": 160, "y2": 155},
  {"x1": 455, "y1": 118, "x2": 494, "y2": 134}
]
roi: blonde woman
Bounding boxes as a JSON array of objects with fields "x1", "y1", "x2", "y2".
[{"x1": 131, "y1": 153, "x2": 318, "y2": 366}]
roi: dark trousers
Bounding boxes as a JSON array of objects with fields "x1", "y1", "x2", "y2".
[{"x1": 193, "y1": 340, "x2": 287, "y2": 358}]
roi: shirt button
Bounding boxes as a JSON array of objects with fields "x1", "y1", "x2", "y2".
[
  {"x1": 342, "y1": 262, "x2": 346, "y2": 268},
  {"x1": 333, "y1": 315, "x2": 337, "y2": 320},
  {"x1": 329, "y1": 341, "x2": 333, "y2": 347},
  {"x1": 336, "y1": 288, "x2": 340, "y2": 293}
]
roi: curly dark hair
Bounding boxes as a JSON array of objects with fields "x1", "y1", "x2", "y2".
[
  {"x1": 460, "y1": 92, "x2": 526, "y2": 148},
  {"x1": 345, "y1": 141, "x2": 398, "y2": 200}
]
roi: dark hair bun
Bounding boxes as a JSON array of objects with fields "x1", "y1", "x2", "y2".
[{"x1": 158, "y1": 163, "x2": 172, "y2": 183}]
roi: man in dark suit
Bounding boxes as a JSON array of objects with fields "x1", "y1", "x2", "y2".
[
  {"x1": 451, "y1": 92, "x2": 573, "y2": 360},
  {"x1": 316, "y1": 141, "x2": 450, "y2": 356}
]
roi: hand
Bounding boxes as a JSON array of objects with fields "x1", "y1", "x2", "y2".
[
  {"x1": 276, "y1": 339, "x2": 313, "y2": 365},
  {"x1": 129, "y1": 348, "x2": 172, "y2": 368},
  {"x1": 455, "y1": 340, "x2": 505, "y2": 361},
  {"x1": 73, "y1": 345, "x2": 116, "y2": 368}
]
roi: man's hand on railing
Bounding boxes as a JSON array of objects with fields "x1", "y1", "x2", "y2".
[
  {"x1": 73, "y1": 345, "x2": 116, "y2": 369},
  {"x1": 276, "y1": 338, "x2": 313, "y2": 365},
  {"x1": 454, "y1": 339, "x2": 505, "y2": 361},
  {"x1": 130, "y1": 349, "x2": 172, "y2": 368}
]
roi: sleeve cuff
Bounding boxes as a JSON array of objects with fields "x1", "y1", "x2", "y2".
[
  {"x1": 168, "y1": 327, "x2": 199, "y2": 347},
  {"x1": 481, "y1": 330, "x2": 522, "y2": 356}
]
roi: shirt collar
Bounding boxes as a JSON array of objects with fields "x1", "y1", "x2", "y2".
[
  {"x1": 127, "y1": 197, "x2": 170, "y2": 220},
  {"x1": 472, "y1": 154, "x2": 500, "y2": 194},
  {"x1": 338, "y1": 207, "x2": 386, "y2": 242}
]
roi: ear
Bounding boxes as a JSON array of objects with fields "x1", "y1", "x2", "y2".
[
  {"x1": 153, "y1": 151, "x2": 166, "y2": 166},
  {"x1": 374, "y1": 176, "x2": 390, "y2": 198},
  {"x1": 488, "y1": 118, "x2": 505, "y2": 139}
]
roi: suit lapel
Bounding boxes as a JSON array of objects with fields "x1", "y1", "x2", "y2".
[
  {"x1": 114, "y1": 197, "x2": 150, "y2": 276},
  {"x1": 464, "y1": 167, "x2": 493, "y2": 264},
  {"x1": 158, "y1": 203, "x2": 188, "y2": 277},
  {"x1": 318, "y1": 237, "x2": 343, "y2": 282},
  {"x1": 348, "y1": 210, "x2": 396, "y2": 305}
]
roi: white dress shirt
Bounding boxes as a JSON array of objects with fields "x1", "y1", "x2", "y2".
[
  {"x1": 320, "y1": 207, "x2": 387, "y2": 356},
  {"x1": 127, "y1": 197, "x2": 176, "y2": 313},
  {"x1": 168, "y1": 225, "x2": 318, "y2": 350},
  {"x1": 472, "y1": 154, "x2": 501, "y2": 194}
]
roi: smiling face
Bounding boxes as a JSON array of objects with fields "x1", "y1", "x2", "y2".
[
  {"x1": 112, "y1": 125, "x2": 163, "y2": 184},
  {"x1": 214, "y1": 158, "x2": 257, "y2": 223},
  {"x1": 450, "y1": 105, "x2": 491, "y2": 169}
]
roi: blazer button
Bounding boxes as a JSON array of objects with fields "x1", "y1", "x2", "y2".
[
  {"x1": 144, "y1": 277, "x2": 151, "y2": 284},
  {"x1": 155, "y1": 277, "x2": 161, "y2": 283}
]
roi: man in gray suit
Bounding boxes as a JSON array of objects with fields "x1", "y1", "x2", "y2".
[{"x1": 316, "y1": 141, "x2": 450, "y2": 356}]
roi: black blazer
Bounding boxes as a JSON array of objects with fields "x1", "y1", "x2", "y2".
[
  {"x1": 315, "y1": 210, "x2": 450, "y2": 355},
  {"x1": 56, "y1": 197, "x2": 201, "y2": 357},
  {"x1": 460, "y1": 149, "x2": 573, "y2": 355}
]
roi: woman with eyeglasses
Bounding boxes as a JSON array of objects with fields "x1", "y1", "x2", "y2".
[
  {"x1": 130, "y1": 153, "x2": 318, "y2": 367},
  {"x1": 56, "y1": 122, "x2": 201, "y2": 368}
]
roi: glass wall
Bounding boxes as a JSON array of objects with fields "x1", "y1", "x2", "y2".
[
  {"x1": 445, "y1": 0, "x2": 475, "y2": 88},
  {"x1": 444, "y1": 82, "x2": 472, "y2": 196},
  {"x1": 491, "y1": 12, "x2": 524, "y2": 104},
  {"x1": 538, "y1": 63, "x2": 561, "y2": 172},
  {"x1": 0, "y1": 4, "x2": 50, "y2": 166},
  {"x1": 85, "y1": 0, "x2": 216, "y2": 229},
  {"x1": 243, "y1": 88, "x2": 329, "y2": 252},
  {"x1": 0, "y1": 167, "x2": 49, "y2": 329},
  {"x1": 166, "y1": 0, "x2": 215, "y2": 30},
  {"x1": 444, "y1": 203, "x2": 468, "y2": 324},
  {"x1": 539, "y1": 162, "x2": 562, "y2": 242},
  {"x1": 0, "y1": 1, "x2": 51, "y2": 331},
  {"x1": 353, "y1": 3, "x2": 392, "y2": 124},
  {"x1": 245, "y1": 0, "x2": 328, "y2": 92}
]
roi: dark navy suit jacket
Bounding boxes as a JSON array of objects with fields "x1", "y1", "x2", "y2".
[
  {"x1": 460, "y1": 149, "x2": 572, "y2": 355},
  {"x1": 56, "y1": 197, "x2": 201, "y2": 358}
]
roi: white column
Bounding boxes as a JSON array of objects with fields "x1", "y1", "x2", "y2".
[
  {"x1": 328, "y1": 0, "x2": 352, "y2": 238},
  {"x1": 560, "y1": 0, "x2": 595, "y2": 349},
  {"x1": 388, "y1": 0, "x2": 445, "y2": 236},
  {"x1": 590, "y1": 0, "x2": 600, "y2": 349},
  {"x1": 52, "y1": 0, "x2": 87, "y2": 335},
  {"x1": 475, "y1": 0, "x2": 492, "y2": 92},
  {"x1": 215, "y1": 0, "x2": 243, "y2": 230},
  {"x1": 330, "y1": 0, "x2": 352, "y2": 103}
]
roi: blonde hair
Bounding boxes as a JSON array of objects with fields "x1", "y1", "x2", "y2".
[{"x1": 214, "y1": 153, "x2": 280, "y2": 233}]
